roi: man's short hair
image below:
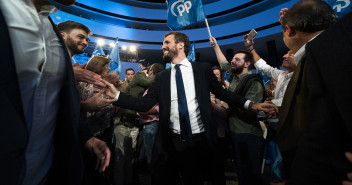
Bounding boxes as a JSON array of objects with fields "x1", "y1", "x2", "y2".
[
  {"x1": 57, "y1": 21, "x2": 92, "y2": 35},
  {"x1": 125, "y1": 68, "x2": 135, "y2": 74},
  {"x1": 150, "y1": 63, "x2": 165, "y2": 75},
  {"x1": 164, "y1": 32, "x2": 190, "y2": 56},
  {"x1": 281, "y1": 0, "x2": 338, "y2": 33},
  {"x1": 234, "y1": 50, "x2": 254, "y2": 63}
]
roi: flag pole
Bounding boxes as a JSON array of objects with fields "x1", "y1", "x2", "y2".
[{"x1": 205, "y1": 18, "x2": 212, "y2": 37}]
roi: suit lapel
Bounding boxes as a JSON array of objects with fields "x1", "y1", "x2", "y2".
[
  {"x1": 279, "y1": 55, "x2": 306, "y2": 126},
  {"x1": 165, "y1": 68, "x2": 172, "y2": 117},
  {"x1": 191, "y1": 62, "x2": 202, "y2": 102}
]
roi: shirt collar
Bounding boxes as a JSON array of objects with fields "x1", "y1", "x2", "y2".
[
  {"x1": 39, "y1": 5, "x2": 57, "y2": 16},
  {"x1": 171, "y1": 58, "x2": 191, "y2": 71},
  {"x1": 294, "y1": 33, "x2": 321, "y2": 65}
]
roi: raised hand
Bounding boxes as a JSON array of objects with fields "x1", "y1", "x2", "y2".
[
  {"x1": 73, "y1": 63, "x2": 102, "y2": 84},
  {"x1": 279, "y1": 8, "x2": 288, "y2": 24},
  {"x1": 209, "y1": 36, "x2": 218, "y2": 47},
  {"x1": 244, "y1": 34, "x2": 254, "y2": 49}
]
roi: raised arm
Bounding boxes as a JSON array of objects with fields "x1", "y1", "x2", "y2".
[
  {"x1": 244, "y1": 34, "x2": 283, "y2": 80},
  {"x1": 244, "y1": 34, "x2": 261, "y2": 63},
  {"x1": 209, "y1": 36, "x2": 227, "y2": 65}
]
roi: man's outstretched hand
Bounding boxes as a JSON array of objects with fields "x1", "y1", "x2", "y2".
[
  {"x1": 85, "y1": 137, "x2": 111, "y2": 173},
  {"x1": 73, "y1": 63, "x2": 102, "y2": 84},
  {"x1": 101, "y1": 79, "x2": 119, "y2": 98},
  {"x1": 80, "y1": 90, "x2": 115, "y2": 112},
  {"x1": 252, "y1": 102, "x2": 278, "y2": 118}
]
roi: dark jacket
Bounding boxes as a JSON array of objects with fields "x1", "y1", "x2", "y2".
[
  {"x1": 287, "y1": 12, "x2": 352, "y2": 185},
  {"x1": 114, "y1": 62, "x2": 247, "y2": 167},
  {"x1": 0, "y1": 10, "x2": 83, "y2": 185}
]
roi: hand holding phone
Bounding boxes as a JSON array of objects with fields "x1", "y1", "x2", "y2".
[{"x1": 247, "y1": 29, "x2": 257, "y2": 40}]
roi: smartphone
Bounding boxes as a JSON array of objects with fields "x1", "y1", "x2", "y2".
[{"x1": 247, "y1": 29, "x2": 257, "y2": 40}]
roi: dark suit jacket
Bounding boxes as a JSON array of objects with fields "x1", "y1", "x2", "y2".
[
  {"x1": 0, "y1": 10, "x2": 84, "y2": 185},
  {"x1": 287, "y1": 12, "x2": 352, "y2": 185},
  {"x1": 114, "y1": 62, "x2": 247, "y2": 166},
  {"x1": 117, "y1": 71, "x2": 155, "y2": 127},
  {"x1": 276, "y1": 54, "x2": 309, "y2": 152}
]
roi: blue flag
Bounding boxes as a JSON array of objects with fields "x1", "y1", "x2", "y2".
[
  {"x1": 323, "y1": 0, "x2": 351, "y2": 18},
  {"x1": 91, "y1": 44, "x2": 105, "y2": 58},
  {"x1": 167, "y1": 0, "x2": 206, "y2": 30},
  {"x1": 108, "y1": 38, "x2": 121, "y2": 73},
  {"x1": 187, "y1": 41, "x2": 195, "y2": 62},
  {"x1": 72, "y1": 53, "x2": 90, "y2": 65},
  {"x1": 165, "y1": 63, "x2": 172, "y2": 69}
]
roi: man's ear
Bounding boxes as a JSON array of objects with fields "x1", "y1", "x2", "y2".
[
  {"x1": 178, "y1": 42, "x2": 184, "y2": 50},
  {"x1": 285, "y1": 25, "x2": 296, "y2": 37},
  {"x1": 244, "y1": 61, "x2": 251, "y2": 68},
  {"x1": 60, "y1": 31, "x2": 67, "y2": 39}
]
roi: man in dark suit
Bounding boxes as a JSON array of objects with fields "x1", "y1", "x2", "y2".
[
  {"x1": 103, "y1": 32, "x2": 277, "y2": 185},
  {"x1": 286, "y1": 11, "x2": 352, "y2": 185},
  {"x1": 0, "y1": 0, "x2": 109, "y2": 184},
  {"x1": 274, "y1": 0, "x2": 338, "y2": 181}
]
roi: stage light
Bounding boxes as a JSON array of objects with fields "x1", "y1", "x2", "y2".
[
  {"x1": 122, "y1": 45, "x2": 127, "y2": 51},
  {"x1": 97, "y1": 39, "x2": 104, "y2": 46},
  {"x1": 129, "y1": 45, "x2": 136, "y2": 52},
  {"x1": 110, "y1": 42, "x2": 115, "y2": 47}
]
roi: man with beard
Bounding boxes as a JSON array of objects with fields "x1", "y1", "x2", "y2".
[
  {"x1": 210, "y1": 37, "x2": 266, "y2": 185},
  {"x1": 58, "y1": 21, "x2": 101, "y2": 83},
  {"x1": 0, "y1": 0, "x2": 110, "y2": 184},
  {"x1": 102, "y1": 32, "x2": 277, "y2": 185},
  {"x1": 58, "y1": 21, "x2": 115, "y2": 111}
]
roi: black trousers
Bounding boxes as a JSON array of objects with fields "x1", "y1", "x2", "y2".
[{"x1": 152, "y1": 133, "x2": 210, "y2": 185}]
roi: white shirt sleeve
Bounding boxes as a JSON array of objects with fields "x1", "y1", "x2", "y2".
[
  {"x1": 114, "y1": 91, "x2": 121, "y2": 101},
  {"x1": 254, "y1": 59, "x2": 284, "y2": 81},
  {"x1": 244, "y1": 100, "x2": 251, "y2": 109}
]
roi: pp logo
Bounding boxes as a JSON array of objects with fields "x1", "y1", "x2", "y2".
[
  {"x1": 171, "y1": 0, "x2": 192, "y2": 17},
  {"x1": 333, "y1": 0, "x2": 350, "y2": 12}
]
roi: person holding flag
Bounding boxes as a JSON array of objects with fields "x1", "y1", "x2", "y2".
[{"x1": 167, "y1": 0, "x2": 206, "y2": 30}]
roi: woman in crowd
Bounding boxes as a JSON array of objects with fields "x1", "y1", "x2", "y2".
[
  {"x1": 213, "y1": 66, "x2": 229, "y2": 89},
  {"x1": 78, "y1": 55, "x2": 115, "y2": 185},
  {"x1": 208, "y1": 66, "x2": 230, "y2": 185}
]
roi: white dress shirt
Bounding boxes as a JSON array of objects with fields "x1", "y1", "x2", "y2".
[
  {"x1": 254, "y1": 59, "x2": 293, "y2": 106},
  {"x1": 170, "y1": 58, "x2": 204, "y2": 134},
  {"x1": 0, "y1": 1, "x2": 66, "y2": 185},
  {"x1": 294, "y1": 33, "x2": 321, "y2": 65}
]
